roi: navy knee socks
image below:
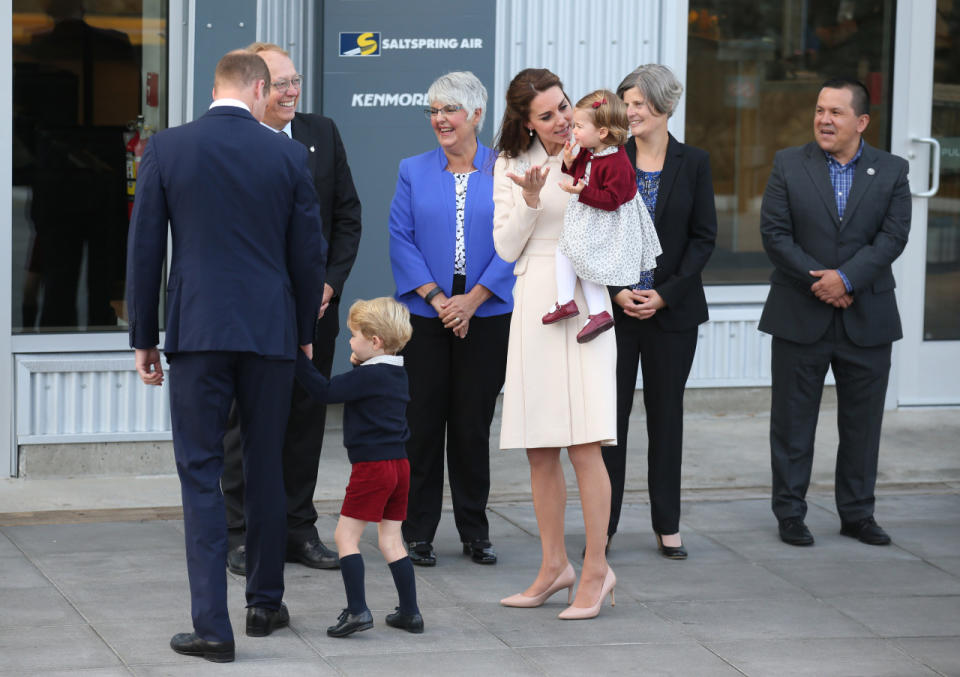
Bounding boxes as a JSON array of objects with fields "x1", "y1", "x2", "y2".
[
  {"x1": 388, "y1": 556, "x2": 419, "y2": 615},
  {"x1": 338, "y1": 553, "x2": 367, "y2": 614}
]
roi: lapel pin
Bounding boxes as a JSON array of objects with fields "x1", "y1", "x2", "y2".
[
  {"x1": 867, "y1": 167, "x2": 875, "y2": 175},
  {"x1": 309, "y1": 145, "x2": 315, "y2": 152}
]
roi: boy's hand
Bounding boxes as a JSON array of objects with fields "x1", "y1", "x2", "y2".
[{"x1": 349, "y1": 352, "x2": 362, "y2": 366}]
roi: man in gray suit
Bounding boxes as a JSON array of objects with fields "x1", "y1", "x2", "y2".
[{"x1": 759, "y1": 77, "x2": 911, "y2": 547}]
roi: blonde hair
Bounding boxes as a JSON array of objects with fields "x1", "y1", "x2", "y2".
[
  {"x1": 245, "y1": 41, "x2": 290, "y2": 57},
  {"x1": 348, "y1": 297, "x2": 413, "y2": 354},
  {"x1": 575, "y1": 89, "x2": 630, "y2": 146}
]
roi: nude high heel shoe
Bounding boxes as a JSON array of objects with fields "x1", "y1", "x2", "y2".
[
  {"x1": 557, "y1": 567, "x2": 616, "y2": 620},
  {"x1": 500, "y1": 563, "x2": 576, "y2": 608}
]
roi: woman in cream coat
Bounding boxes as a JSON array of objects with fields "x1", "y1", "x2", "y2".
[{"x1": 493, "y1": 68, "x2": 617, "y2": 620}]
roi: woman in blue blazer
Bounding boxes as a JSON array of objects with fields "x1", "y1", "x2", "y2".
[{"x1": 389, "y1": 71, "x2": 515, "y2": 567}]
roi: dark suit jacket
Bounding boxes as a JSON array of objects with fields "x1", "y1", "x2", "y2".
[
  {"x1": 610, "y1": 134, "x2": 717, "y2": 331},
  {"x1": 126, "y1": 105, "x2": 327, "y2": 357},
  {"x1": 758, "y1": 141, "x2": 911, "y2": 347},
  {"x1": 291, "y1": 113, "x2": 361, "y2": 300}
]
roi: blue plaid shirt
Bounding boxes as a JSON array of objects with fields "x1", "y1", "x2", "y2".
[{"x1": 823, "y1": 139, "x2": 863, "y2": 292}]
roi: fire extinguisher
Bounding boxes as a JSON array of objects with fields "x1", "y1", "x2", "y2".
[{"x1": 125, "y1": 115, "x2": 147, "y2": 219}]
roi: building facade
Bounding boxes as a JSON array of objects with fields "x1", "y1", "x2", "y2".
[{"x1": 3, "y1": 0, "x2": 957, "y2": 476}]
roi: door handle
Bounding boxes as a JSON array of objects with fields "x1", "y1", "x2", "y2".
[{"x1": 911, "y1": 137, "x2": 940, "y2": 197}]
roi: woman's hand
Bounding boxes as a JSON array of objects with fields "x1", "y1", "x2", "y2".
[
  {"x1": 615, "y1": 288, "x2": 665, "y2": 320},
  {"x1": 439, "y1": 293, "x2": 480, "y2": 330},
  {"x1": 452, "y1": 317, "x2": 469, "y2": 339},
  {"x1": 506, "y1": 165, "x2": 550, "y2": 208}
]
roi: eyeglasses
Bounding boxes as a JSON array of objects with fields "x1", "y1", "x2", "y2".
[
  {"x1": 423, "y1": 104, "x2": 464, "y2": 119},
  {"x1": 271, "y1": 76, "x2": 303, "y2": 92}
]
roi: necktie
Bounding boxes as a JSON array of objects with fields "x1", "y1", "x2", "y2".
[{"x1": 279, "y1": 130, "x2": 288, "y2": 138}]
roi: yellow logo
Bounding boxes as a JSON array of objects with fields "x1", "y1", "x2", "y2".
[{"x1": 339, "y1": 32, "x2": 381, "y2": 57}]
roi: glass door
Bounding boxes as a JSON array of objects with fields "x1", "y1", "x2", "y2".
[{"x1": 892, "y1": 0, "x2": 960, "y2": 405}]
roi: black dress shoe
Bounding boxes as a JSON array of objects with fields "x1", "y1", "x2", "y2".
[
  {"x1": 170, "y1": 632, "x2": 235, "y2": 663},
  {"x1": 779, "y1": 518, "x2": 815, "y2": 546},
  {"x1": 246, "y1": 602, "x2": 290, "y2": 637},
  {"x1": 286, "y1": 536, "x2": 340, "y2": 569},
  {"x1": 326, "y1": 608, "x2": 374, "y2": 637},
  {"x1": 407, "y1": 541, "x2": 437, "y2": 567},
  {"x1": 655, "y1": 533, "x2": 688, "y2": 560},
  {"x1": 840, "y1": 516, "x2": 891, "y2": 545},
  {"x1": 227, "y1": 545, "x2": 246, "y2": 576},
  {"x1": 462, "y1": 540, "x2": 497, "y2": 564},
  {"x1": 385, "y1": 607, "x2": 424, "y2": 633}
]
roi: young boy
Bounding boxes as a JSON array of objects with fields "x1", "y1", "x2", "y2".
[{"x1": 295, "y1": 297, "x2": 422, "y2": 637}]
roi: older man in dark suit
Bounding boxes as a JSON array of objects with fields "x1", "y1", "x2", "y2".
[
  {"x1": 126, "y1": 51, "x2": 326, "y2": 662},
  {"x1": 221, "y1": 42, "x2": 362, "y2": 575},
  {"x1": 759, "y1": 77, "x2": 911, "y2": 548}
]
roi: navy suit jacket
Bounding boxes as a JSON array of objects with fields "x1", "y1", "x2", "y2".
[
  {"x1": 388, "y1": 143, "x2": 515, "y2": 317},
  {"x1": 758, "y1": 141, "x2": 911, "y2": 347},
  {"x1": 126, "y1": 105, "x2": 327, "y2": 358}
]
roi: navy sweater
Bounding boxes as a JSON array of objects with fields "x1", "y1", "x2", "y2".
[{"x1": 295, "y1": 352, "x2": 410, "y2": 464}]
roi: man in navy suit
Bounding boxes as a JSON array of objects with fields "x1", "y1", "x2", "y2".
[
  {"x1": 221, "y1": 42, "x2": 362, "y2": 575},
  {"x1": 126, "y1": 50, "x2": 326, "y2": 662},
  {"x1": 759, "y1": 77, "x2": 910, "y2": 548}
]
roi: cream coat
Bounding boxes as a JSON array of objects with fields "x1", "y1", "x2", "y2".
[{"x1": 493, "y1": 142, "x2": 617, "y2": 450}]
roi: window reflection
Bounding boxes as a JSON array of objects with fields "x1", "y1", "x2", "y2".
[
  {"x1": 12, "y1": 0, "x2": 167, "y2": 333},
  {"x1": 686, "y1": 0, "x2": 895, "y2": 284},
  {"x1": 925, "y1": 0, "x2": 960, "y2": 340}
]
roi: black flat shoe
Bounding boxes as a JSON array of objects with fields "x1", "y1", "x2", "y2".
[
  {"x1": 246, "y1": 602, "x2": 289, "y2": 637},
  {"x1": 407, "y1": 541, "x2": 437, "y2": 567},
  {"x1": 462, "y1": 540, "x2": 497, "y2": 564},
  {"x1": 287, "y1": 536, "x2": 340, "y2": 569},
  {"x1": 326, "y1": 608, "x2": 374, "y2": 637},
  {"x1": 385, "y1": 607, "x2": 424, "y2": 634},
  {"x1": 227, "y1": 545, "x2": 246, "y2": 576},
  {"x1": 778, "y1": 518, "x2": 815, "y2": 546},
  {"x1": 170, "y1": 632, "x2": 235, "y2": 663},
  {"x1": 840, "y1": 516, "x2": 891, "y2": 545}
]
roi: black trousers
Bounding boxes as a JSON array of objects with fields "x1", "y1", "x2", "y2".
[
  {"x1": 770, "y1": 312, "x2": 891, "y2": 523},
  {"x1": 222, "y1": 307, "x2": 339, "y2": 549},
  {"x1": 603, "y1": 309, "x2": 698, "y2": 537},
  {"x1": 400, "y1": 311, "x2": 510, "y2": 545}
]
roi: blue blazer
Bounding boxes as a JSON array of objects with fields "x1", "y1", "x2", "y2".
[
  {"x1": 388, "y1": 143, "x2": 514, "y2": 317},
  {"x1": 126, "y1": 105, "x2": 327, "y2": 358}
]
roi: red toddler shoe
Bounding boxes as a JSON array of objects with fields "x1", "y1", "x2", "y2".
[
  {"x1": 576, "y1": 311, "x2": 614, "y2": 343},
  {"x1": 542, "y1": 300, "x2": 580, "y2": 324}
]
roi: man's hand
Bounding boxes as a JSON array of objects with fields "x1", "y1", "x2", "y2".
[
  {"x1": 300, "y1": 343, "x2": 313, "y2": 360},
  {"x1": 830, "y1": 293, "x2": 854, "y2": 309},
  {"x1": 135, "y1": 347, "x2": 164, "y2": 386},
  {"x1": 810, "y1": 269, "x2": 848, "y2": 304},
  {"x1": 318, "y1": 283, "x2": 335, "y2": 318},
  {"x1": 615, "y1": 288, "x2": 665, "y2": 320}
]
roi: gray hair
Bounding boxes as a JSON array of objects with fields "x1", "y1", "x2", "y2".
[
  {"x1": 616, "y1": 64, "x2": 683, "y2": 117},
  {"x1": 427, "y1": 70, "x2": 488, "y2": 132}
]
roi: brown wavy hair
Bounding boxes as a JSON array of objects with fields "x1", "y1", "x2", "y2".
[
  {"x1": 575, "y1": 89, "x2": 630, "y2": 146},
  {"x1": 495, "y1": 68, "x2": 569, "y2": 158}
]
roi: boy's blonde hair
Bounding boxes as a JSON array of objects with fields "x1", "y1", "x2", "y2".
[
  {"x1": 575, "y1": 89, "x2": 630, "y2": 146},
  {"x1": 347, "y1": 297, "x2": 413, "y2": 354}
]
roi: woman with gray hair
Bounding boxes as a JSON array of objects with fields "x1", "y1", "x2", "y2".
[
  {"x1": 389, "y1": 71, "x2": 515, "y2": 567},
  {"x1": 603, "y1": 64, "x2": 717, "y2": 559}
]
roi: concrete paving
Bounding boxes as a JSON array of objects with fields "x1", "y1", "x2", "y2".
[{"x1": 0, "y1": 398, "x2": 959, "y2": 675}]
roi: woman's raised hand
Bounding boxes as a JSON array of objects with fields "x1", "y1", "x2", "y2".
[{"x1": 506, "y1": 165, "x2": 551, "y2": 207}]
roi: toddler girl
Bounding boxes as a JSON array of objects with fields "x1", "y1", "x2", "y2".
[{"x1": 542, "y1": 89, "x2": 661, "y2": 343}]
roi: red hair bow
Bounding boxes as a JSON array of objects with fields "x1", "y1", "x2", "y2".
[{"x1": 592, "y1": 98, "x2": 606, "y2": 108}]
